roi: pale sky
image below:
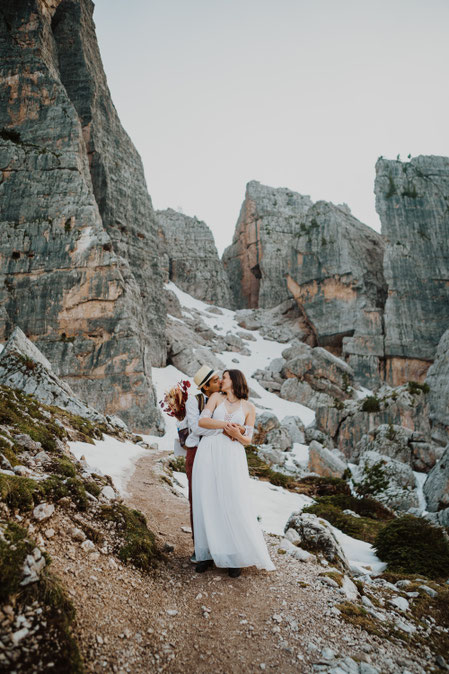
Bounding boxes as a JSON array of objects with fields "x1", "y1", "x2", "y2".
[{"x1": 93, "y1": 0, "x2": 449, "y2": 255}]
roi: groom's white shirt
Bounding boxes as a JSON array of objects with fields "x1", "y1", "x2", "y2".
[{"x1": 184, "y1": 393, "x2": 218, "y2": 448}]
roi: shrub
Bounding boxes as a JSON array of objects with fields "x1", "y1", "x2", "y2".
[
  {"x1": 361, "y1": 396, "x2": 381, "y2": 413},
  {"x1": 0, "y1": 474, "x2": 43, "y2": 511},
  {"x1": 353, "y1": 460, "x2": 390, "y2": 498},
  {"x1": 296, "y1": 475, "x2": 351, "y2": 497},
  {"x1": 374, "y1": 515, "x2": 449, "y2": 579},
  {"x1": 303, "y1": 494, "x2": 393, "y2": 544},
  {"x1": 407, "y1": 381, "x2": 430, "y2": 395}
]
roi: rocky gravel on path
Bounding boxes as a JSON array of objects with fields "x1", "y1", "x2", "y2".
[{"x1": 28, "y1": 449, "x2": 433, "y2": 673}]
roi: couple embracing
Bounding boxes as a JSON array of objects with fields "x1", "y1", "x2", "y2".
[{"x1": 183, "y1": 365, "x2": 275, "y2": 578}]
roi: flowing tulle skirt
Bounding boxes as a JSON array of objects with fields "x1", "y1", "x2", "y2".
[{"x1": 192, "y1": 432, "x2": 275, "y2": 570}]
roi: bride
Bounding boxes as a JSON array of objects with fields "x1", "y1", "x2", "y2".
[{"x1": 192, "y1": 369, "x2": 275, "y2": 577}]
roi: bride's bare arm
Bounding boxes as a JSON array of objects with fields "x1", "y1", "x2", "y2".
[
  {"x1": 198, "y1": 392, "x2": 227, "y2": 429},
  {"x1": 224, "y1": 403, "x2": 256, "y2": 446}
]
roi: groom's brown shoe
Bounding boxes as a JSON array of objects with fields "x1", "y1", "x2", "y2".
[{"x1": 195, "y1": 560, "x2": 213, "y2": 573}]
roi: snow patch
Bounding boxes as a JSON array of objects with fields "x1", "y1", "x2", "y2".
[{"x1": 69, "y1": 435, "x2": 147, "y2": 496}]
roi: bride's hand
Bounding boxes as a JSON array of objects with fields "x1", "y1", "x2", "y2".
[{"x1": 224, "y1": 422, "x2": 240, "y2": 438}]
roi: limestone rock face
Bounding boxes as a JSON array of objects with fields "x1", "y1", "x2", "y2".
[
  {"x1": 0, "y1": 0, "x2": 165, "y2": 431},
  {"x1": 0, "y1": 327, "x2": 122, "y2": 427},
  {"x1": 287, "y1": 201, "x2": 387, "y2": 387},
  {"x1": 426, "y1": 327, "x2": 449, "y2": 445},
  {"x1": 375, "y1": 156, "x2": 449, "y2": 386},
  {"x1": 222, "y1": 181, "x2": 312, "y2": 310},
  {"x1": 157, "y1": 209, "x2": 231, "y2": 307}
]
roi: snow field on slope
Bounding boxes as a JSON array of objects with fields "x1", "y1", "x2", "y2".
[{"x1": 68, "y1": 282, "x2": 385, "y2": 574}]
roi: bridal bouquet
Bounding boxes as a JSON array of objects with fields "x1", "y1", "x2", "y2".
[{"x1": 159, "y1": 379, "x2": 191, "y2": 421}]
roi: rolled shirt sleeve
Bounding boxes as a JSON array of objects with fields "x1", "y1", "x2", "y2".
[{"x1": 184, "y1": 395, "x2": 221, "y2": 447}]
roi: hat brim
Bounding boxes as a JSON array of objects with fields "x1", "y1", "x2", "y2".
[{"x1": 196, "y1": 369, "x2": 220, "y2": 389}]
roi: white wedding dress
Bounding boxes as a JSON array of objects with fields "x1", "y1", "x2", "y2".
[{"x1": 192, "y1": 400, "x2": 275, "y2": 571}]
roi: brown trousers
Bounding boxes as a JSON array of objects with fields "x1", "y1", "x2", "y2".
[{"x1": 185, "y1": 446, "x2": 198, "y2": 540}]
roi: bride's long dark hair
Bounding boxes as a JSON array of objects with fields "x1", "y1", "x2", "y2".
[{"x1": 223, "y1": 369, "x2": 249, "y2": 400}]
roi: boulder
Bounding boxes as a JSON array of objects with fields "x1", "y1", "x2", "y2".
[
  {"x1": 355, "y1": 424, "x2": 414, "y2": 465},
  {"x1": 284, "y1": 512, "x2": 350, "y2": 571},
  {"x1": 423, "y1": 445, "x2": 449, "y2": 512},
  {"x1": 253, "y1": 412, "x2": 280, "y2": 445},
  {"x1": 33, "y1": 503, "x2": 55, "y2": 521},
  {"x1": 276, "y1": 343, "x2": 355, "y2": 410},
  {"x1": 410, "y1": 442, "x2": 445, "y2": 472},
  {"x1": 315, "y1": 384, "x2": 431, "y2": 461},
  {"x1": 307, "y1": 441, "x2": 348, "y2": 478},
  {"x1": 281, "y1": 416, "x2": 305, "y2": 445},
  {"x1": 166, "y1": 317, "x2": 225, "y2": 376},
  {"x1": 354, "y1": 450, "x2": 419, "y2": 512},
  {"x1": 257, "y1": 446, "x2": 286, "y2": 467},
  {"x1": 265, "y1": 426, "x2": 292, "y2": 452}
]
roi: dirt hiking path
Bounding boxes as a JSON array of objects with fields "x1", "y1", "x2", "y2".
[{"x1": 48, "y1": 449, "x2": 426, "y2": 673}]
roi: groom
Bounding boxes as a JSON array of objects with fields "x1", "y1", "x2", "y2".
[{"x1": 184, "y1": 365, "x2": 221, "y2": 558}]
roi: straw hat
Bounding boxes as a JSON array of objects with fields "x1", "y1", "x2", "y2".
[{"x1": 193, "y1": 365, "x2": 219, "y2": 389}]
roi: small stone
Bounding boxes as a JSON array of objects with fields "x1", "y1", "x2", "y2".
[
  {"x1": 97, "y1": 635, "x2": 103, "y2": 645},
  {"x1": 396, "y1": 579, "x2": 411, "y2": 588},
  {"x1": 70, "y1": 526, "x2": 86, "y2": 542},
  {"x1": 33, "y1": 503, "x2": 54, "y2": 521},
  {"x1": 260, "y1": 664, "x2": 266, "y2": 671},
  {"x1": 419, "y1": 585, "x2": 437, "y2": 598},
  {"x1": 321, "y1": 576, "x2": 339, "y2": 588},
  {"x1": 436, "y1": 655, "x2": 449, "y2": 670},
  {"x1": 11, "y1": 627, "x2": 29, "y2": 645},
  {"x1": 321, "y1": 647, "x2": 335, "y2": 659},
  {"x1": 166, "y1": 610, "x2": 178, "y2": 617},
  {"x1": 389, "y1": 596, "x2": 409, "y2": 612},
  {"x1": 362, "y1": 595, "x2": 374, "y2": 608},
  {"x1": 44, "y1": 528, "x2": 55, "y2": 538},
  {"x1": 181, "y1": 526, "x2": 192, "y2": 534},
  {"x1": 100, "y1": 485, "x2": 116, "y2": 501},
  {"x1": 359, "y1": 664, "x2": 380, "y2": 674},
  {"x1": 272, "y1": 614, "x2": 282, "y2": 623},
  {"x1": 81, "y1": 539, "x2": 95, "y2": 552},
  {"x1": 163, "y1": 542, "x2": 175, "y2": 553}
]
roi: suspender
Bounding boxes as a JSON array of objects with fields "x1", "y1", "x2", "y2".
[{"x1": 196, "y1": 393, "x2": 205, "y2": 414}]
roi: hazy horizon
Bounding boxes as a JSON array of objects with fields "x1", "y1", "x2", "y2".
[{"x1": 93, "y1": 0, "x2": 449, "y2": 255}]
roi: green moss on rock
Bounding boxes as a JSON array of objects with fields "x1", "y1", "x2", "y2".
[
  {"x1": 98, "y1": 504, "x2": 160, "y2": 571},
  {"x1": 303, "y1": 493, "x2": 394, "y2": 544}
]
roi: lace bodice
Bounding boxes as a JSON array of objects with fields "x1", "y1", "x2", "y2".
[{"x1": 199, "y1": 400, "x2": 253, "y2": 440}]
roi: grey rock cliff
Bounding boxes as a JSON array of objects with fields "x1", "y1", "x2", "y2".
[
  {"x1": 426, "y1": 327, "x2": 449, "y2": 444},
  {"x1": 375, "y1": 155, "x2": 449, "y2": 386},
  {"x1": 157, "y1": 209, "x2": 231, "y2": 307},
  {"x1": 222, "y1": 181, "x2": 312, "y2": 310},
  {"x1": 287, "y1": 201, "x2": 387, "y2": 387},
  {"x1": 0, "y1": 0, "x2": 165, "y2": 432}
]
